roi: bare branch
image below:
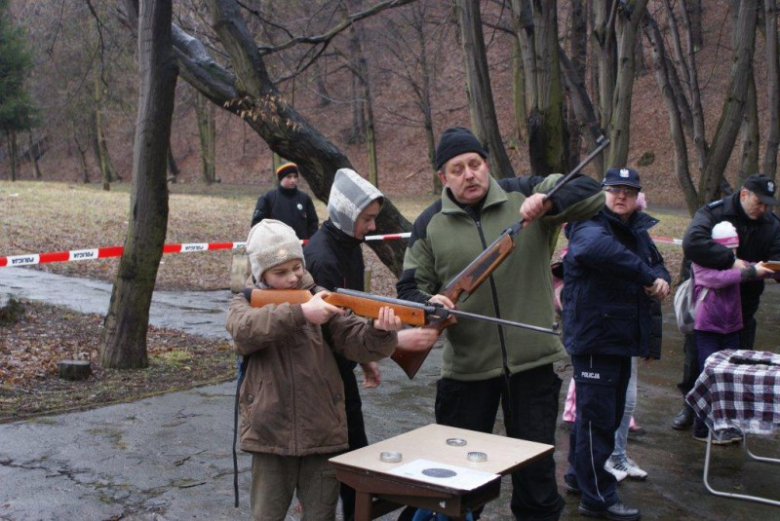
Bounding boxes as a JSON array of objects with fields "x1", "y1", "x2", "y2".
[{"x1": 257, "y1": 0, "x2": 418, "y2": 56}]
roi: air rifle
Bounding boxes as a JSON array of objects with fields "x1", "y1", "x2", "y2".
[
  {"x1": 243, "y1": 287, "x2": 559, "y2": 334},
  {"x1": 390, "y1": 135, "x2": 610, "y2": 379}
]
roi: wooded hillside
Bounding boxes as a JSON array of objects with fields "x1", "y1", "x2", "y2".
[{"x1": 3, "y1": 1, "x2": 777, "y2": 210}]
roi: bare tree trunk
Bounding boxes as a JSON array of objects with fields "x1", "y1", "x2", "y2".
[
  {"x1": 457, "y1": 0, "x2": 514, "y2": 177},
  {"x1": 194, "y1": 92, "x2": 216, "y2": 184},
  {"x1": 645, "y1": 15, "x2": 697, "y2": 214},
  {"x1": 530, "y1": 0, "x2": 566, "y2": 175},
  {"x1": 512, "y1": 0, "x2": 537, "y2": 123},
  {"x1": 348, "y1": 26, "x2": 365, "y2": 146},
  {"x1": 28, "y1": 132, "x2": 42, "y2": 179},
  {"x1": 763, "y1": 0, "x2": 780, "y2": 179},
  {"x1": 167, "y1": 147, "x2": 180, "y2": 182},
  {"x1": 415, "y1": 13, "x2": 439, "y2": 193},
  {"x1": 687, "y1": 0, "x2": 704, "y2": 51},
  {"x1": 592, "y1": 0, "x2": 617, "y2": 130},
  {"x1": 606, "y1": 0, "x2": 649, "y2": 168},
  {"x1": 698, "y1": 2, "x2": 758, "y2": 204},
  {"x1": 665, "y1": 0, "x2": 707, "y2": 174},
  {"x1": 94, "y1": 71, "x2": 119, "y2": 191},
  {"x1": 350, "y1": 21, "x2": 378, "y2": 187},
  {"x1": 315, "y1": 63, "x2": 331, "y2": 108},
  {"x1": 634, "y1": 32, "x2": 647, "y2": 77},
  {"x1": 567, "y1": 0, "x2": 587, "y2": 168},
  {"x1": 511, "y1": 38, "x2": 528, "y2": 144},
  {"x1": 738, "y1": 71, "x2": 759, "y2": 184},
  {"x1": 364, "y1": 85, "x2": 378, "y2": 187},
  {"x1": 73, "y1": 133, "x2": 90, "y2": 184},
  {"x1": 101, "y1": 0, "x2": 178, "y2": 369},
  {"x1": 7, "y1": 130, "x2": 17, "y2": 181}
]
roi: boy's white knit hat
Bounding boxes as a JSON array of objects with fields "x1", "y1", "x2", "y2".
[
  {"x1": 246, "y1": 219, "x2": 304, "y2": 281},
  {"x1": 712, "y1": 221, "x2": 739, "y2": 248}
]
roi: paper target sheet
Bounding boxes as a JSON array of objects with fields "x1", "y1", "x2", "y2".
[{"x1": 387, "y1": 458, "x2": 499, "y2": 491}]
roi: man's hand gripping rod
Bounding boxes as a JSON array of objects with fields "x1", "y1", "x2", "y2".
[{"x1": 391, "y1": 135, "x2": 609, "y2": 379}]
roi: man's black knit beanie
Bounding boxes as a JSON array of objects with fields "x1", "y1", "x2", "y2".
[{"x1": 434, "y1": 127, "x2": 488, "y2": 171}]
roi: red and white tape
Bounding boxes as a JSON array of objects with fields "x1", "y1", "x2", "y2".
[
  {"x1": 0, "y1": 233, "x2": 414, "y2": 268},
  {"x1": 0, "y1": 231, "x2": 681, "y2": 268},
  {"x1": 650, "y1": 235, "x2": 684, "y2": 246},
  {"x1": 0, "y1": 243, "x2": 238, "y2": 268}
]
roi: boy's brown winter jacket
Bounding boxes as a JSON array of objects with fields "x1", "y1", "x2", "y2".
[{"x1": 226, "y1": 272, "x2": 397, "y2": 456}]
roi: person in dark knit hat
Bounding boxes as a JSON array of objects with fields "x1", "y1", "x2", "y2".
[
  {"x1": 250, "y1": 162, "x2": 319, "y2": 239},
  {"x1": 398, "y1": 126, "x2": 605, "y2": 520}
]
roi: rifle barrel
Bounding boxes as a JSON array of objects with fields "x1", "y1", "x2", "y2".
[
  {"x1": 334, "y1": 288, "x2": 559, "y2": 335},
  {"x1": 445, "y1": 307, "x2": 560, "y2": 335}
]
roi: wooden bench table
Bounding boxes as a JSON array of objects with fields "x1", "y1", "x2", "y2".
[{"x1": 329, "y1": 424, "x2": 553, "y2": 520}]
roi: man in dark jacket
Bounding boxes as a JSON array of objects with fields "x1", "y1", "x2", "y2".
[
  {"x1": 562, "y1": 167, "x2": 670, "y2": 521},
  {"x1": 251, "y1": 162, "x2": 319, "y2": 239},
  {"x1": 671, "y1": 174, "x2": 780, "y2": 430},
  {"x1": 304, "y1": 168, "x2": 437, "y2": 521},
  {"x1": 398, "y1": 126, "x2": 604, "y2": 521}
]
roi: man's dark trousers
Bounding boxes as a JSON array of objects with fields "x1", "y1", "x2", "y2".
[
  {"x1": 567, "y1": 354, "x2": 631, "y2": 511},
  {"x1": 435, "y1": 364, "x2": 564, "y2": 521}
]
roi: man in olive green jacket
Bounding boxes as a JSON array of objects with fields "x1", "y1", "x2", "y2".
[{"x1": 397, "y1": 127, "x2": 604, "y2": 521}]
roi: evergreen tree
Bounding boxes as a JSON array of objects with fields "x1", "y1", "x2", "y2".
[{"x1": 0, "y1": 0, "x2": 38, "y2": 180}]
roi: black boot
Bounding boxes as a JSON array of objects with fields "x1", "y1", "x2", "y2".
[{"x1": 671, "y1": 404, "x2": 694, "y2": 430}]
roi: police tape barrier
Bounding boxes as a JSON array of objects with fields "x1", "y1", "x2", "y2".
[{"x1": 0, "y1": 232, "x2": 682, "y2": 268}]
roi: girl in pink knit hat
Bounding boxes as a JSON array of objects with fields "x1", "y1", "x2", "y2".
[{"x1": 690, "y1": 221, "x2": 774, "y2": 444}]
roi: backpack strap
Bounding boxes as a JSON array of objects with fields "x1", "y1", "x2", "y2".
[{"x1": 233, "y1": 356, "x2": 249, "y2": 507}]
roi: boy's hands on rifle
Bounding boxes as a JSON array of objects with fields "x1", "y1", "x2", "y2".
[
  {"x1": 373, "y1": 306, "x2": 403, "y2": 331},
  {"x1": 301, "y1": 290, "x2": 347, "y2": 324},
  {"x1": 520, "y1": 193, "x2": 554, "y2": 226}
]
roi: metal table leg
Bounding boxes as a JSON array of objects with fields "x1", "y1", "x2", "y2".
[{"x1": 703, "y1": 430, "x2": 780, "y2": 507}]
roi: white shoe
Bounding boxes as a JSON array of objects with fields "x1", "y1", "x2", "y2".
[
  {"x1": 604, "y1": 458, "x2": 628, "y2": 482},
  {"x1": 608, "y1": 456, "x2": 648, "y2": 480}
]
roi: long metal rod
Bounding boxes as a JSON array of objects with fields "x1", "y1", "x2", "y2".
[
  {"x1": 546, "y1": 135, "x2": 609, "y2": 200},
  {"x1": 335, "y1": 288, "x2": 559, "y2": 336}
]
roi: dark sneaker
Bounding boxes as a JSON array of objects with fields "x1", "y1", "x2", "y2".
[
  {"x1": 694, "y1": 429, "x2": 740, "y2": 445},
  {"x1": 672, "y1": 406, "x2": 694, "y2": 430},
  {"x1": 578, "y1": 501, "x2": 641, "y2": 521},
  {"x1": 564, "y1": 473, "x2": 581, "y2": 495}
]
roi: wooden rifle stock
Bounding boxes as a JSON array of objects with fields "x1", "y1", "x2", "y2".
[
  {"x1": 391, "y1": 135, "x2": 610, "y2": 379},
  {"x1": 388, "y1": 231, "x2": 519, "y2": 380},
  {"x1": 244, "y1": 288, "x2": 428, "y2": 326},
  {"x1": 244, "y1": 288, "x2": 440, "y2": 378}
]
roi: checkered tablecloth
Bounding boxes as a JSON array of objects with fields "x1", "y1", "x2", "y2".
[{"x1": 686, "y1": 349, "x2": 780, "y2": 435}]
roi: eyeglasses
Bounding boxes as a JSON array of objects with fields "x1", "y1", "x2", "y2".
[{"x1": 605, "y1": 187, "x2": 639, "y2": 198}]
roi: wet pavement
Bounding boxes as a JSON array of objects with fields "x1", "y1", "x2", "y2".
[{"x1": 1, "y1": 267, "x2": 780, "y2": 520}]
